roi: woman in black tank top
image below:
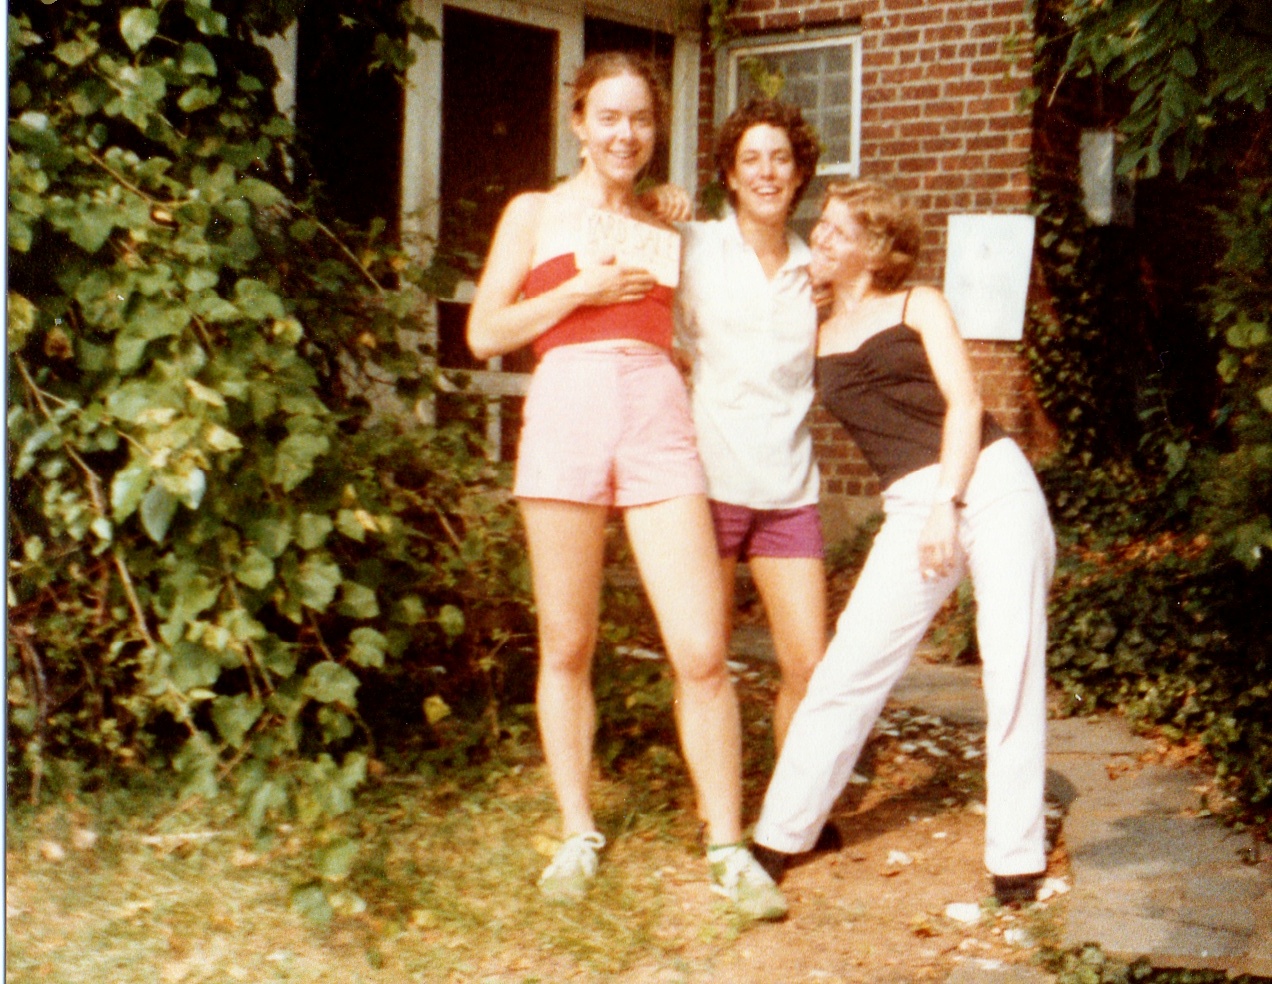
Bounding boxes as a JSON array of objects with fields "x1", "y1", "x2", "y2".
[{"x1": 749, "y1": 181, "x2": 1056, "y2": 911}]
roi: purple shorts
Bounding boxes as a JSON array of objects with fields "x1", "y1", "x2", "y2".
[
  {"x1": 709, "y1": 500, "x2": 825, "y2": 560},
  {"x1": 514, "y1": 343, "x2": 708, "y2": 508}
]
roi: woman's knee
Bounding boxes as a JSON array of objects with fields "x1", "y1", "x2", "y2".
[{"x1": 537, "y1": 617, "x2": 597, "y2": 677}]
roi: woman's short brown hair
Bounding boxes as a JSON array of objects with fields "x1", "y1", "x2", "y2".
[
  {"x1": 714, "y1": 99, "x2": 822, "y2": 215},
  {"x1": 568, "y1": 51, "x2": 669, "y2": 137},
  {"x1": 821, "y1": 179, "x2": 922, "y2": 290}
]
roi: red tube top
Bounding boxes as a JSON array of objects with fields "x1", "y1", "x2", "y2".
[{"x1": 523, "y1": 254, "x2": 675, "y2": 360}]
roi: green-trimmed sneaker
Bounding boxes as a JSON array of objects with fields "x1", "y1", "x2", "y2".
[
  {"x1": 538, "y1": 831, "x2": 606, "y2": 901},
  {"x1": 707, "y1": 844, "x2": 789, "y2": 921}
]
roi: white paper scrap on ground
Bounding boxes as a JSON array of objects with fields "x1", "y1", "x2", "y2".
[
  {"x1": 942, "y1": 213, "x2": 1035, "y2": 341},
  {"x1": 945, "y1": 902, "x2": 983, "y2": 924},
  {"x1": 581, "y1": 208, "x2": 681, "y2": 288}
]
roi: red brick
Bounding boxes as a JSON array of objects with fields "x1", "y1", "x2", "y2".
[
  {"x1": 945, "y1": 79, "x2": 989, "y2": 98},
  {"x1": 921, "y1": 137, "x2": 963, "y2": 154},
  {"x1": 920, "y1": 99, "x2": 967, "y2": 118},
  {"x1": 880, "y1": 65, "x2": 928, "y2": 84},
  {"x1": 882, "y1": 28, "x2": 922, "y2": 46},
  {"x1": 969, "y1": 170, "x2": 1010, "y2": 189},
  {"x1": 898, "y1": 120, "x2": 944, "y2": 138},
  {"x1": 901, "y1": 7, "x2": 945, "y2": 26},
  {"x1": 900, "y1": 82, "x2": 943, "y2": 101},
  {"x1": 925, "y1": 61, "x2": 970, "y2": 80},
  {"x1": 967, "y1": 96, "x2": 1014, "y2": 115},
  {"x1": 924, "y1": 172, "x2": 968, "y2": 191},
  {"x1": 987, "y1": 150, "x2": 1030, "y2": 169},
  {"x1": 967, "y1": 133, "x2": 1010, "y2": 152},
  {"x1": 941, "y1": 153, "x2": 988, "y2": 171},
  {"x1": 926, "y1": 22, "x2": 969, "y2": 43},
  {"x1": 876, "y1": 102, "x2": 923, "y2": 121},
  {"x1": 971, "y1": 19, "x2": 1013, "y2": 39},
  {"x1": 898, "y1": 155, "x2": 940, "y2": 173}
]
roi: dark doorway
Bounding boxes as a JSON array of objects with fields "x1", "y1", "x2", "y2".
[
  {"x1": 439, "y1": 7, "x2": 557, "y2": 274},
  {"x1": 294, "y1": 1, "x2": 405, "y2": 228}
]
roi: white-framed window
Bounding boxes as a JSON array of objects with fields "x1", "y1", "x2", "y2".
[{"x1": 718, "y1": 29, "x2": 863, "y2": 190}]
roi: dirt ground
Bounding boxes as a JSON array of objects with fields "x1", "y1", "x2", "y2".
[
  {"x1": 5, "y1": 676, "x2": 1068, "y2": 984},
  {"x1": 6, "y1": 565, "x2": 1067, "y2": 983}
]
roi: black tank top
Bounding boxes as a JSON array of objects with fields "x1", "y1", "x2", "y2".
[{"x1": 816, "y1": 290, "x2": 1006, "y2": 490}]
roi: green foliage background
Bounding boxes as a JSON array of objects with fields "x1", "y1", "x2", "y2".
[
  {"x1": 6, "y1": 0, "x2": 538, "y2": 862},
  {"x1": 1029, "y1": 0, "x2": 1272, "y2": 809}
]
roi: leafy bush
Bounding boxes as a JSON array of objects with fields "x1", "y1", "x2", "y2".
[{"x1": 6, "y1": 0, "x2": 534, "y2": 833}]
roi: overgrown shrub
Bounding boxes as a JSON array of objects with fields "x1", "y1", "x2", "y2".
[
  {"x1": 1028, "y1": 1, "x2": 1272, "y2": 816},
  {"x1": 6, "y1": 0, "x2": 535, "y2": 838}
]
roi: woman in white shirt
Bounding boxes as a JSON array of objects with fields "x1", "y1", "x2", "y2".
[{"x1": 676, "y1": 100, "x2": 828, "y2": 759}]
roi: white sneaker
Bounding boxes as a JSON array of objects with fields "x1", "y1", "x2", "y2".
[
  {"x1": 707, "y1": 844, "x2": 788, "y2": 921},
  {"x1": 538, "y1": 831, "x2": 606, "y2": 901}
]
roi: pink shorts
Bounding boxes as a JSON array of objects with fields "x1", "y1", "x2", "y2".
[
  {"x1": 709, "y1": 500, "x2": 825, "y2": 560},
  {"x1": 514, "y1": 344, "x2": 708, "y2": 508}
]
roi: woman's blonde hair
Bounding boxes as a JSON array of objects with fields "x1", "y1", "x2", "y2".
[{"x1": 821, "y1": 180, "x2": 922, "y2": 291}]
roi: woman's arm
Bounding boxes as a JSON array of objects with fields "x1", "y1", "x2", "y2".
[
  {"x1": 466, "y1": 193, "x2": 658, "y2": 361},
  {"x1": 907, "y1": 285, "x2": 984, "y2": 576}
]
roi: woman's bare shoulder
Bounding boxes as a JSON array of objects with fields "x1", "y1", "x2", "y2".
[{"x1": 902, "y1": 284, "x2": 955, "y2": 326}]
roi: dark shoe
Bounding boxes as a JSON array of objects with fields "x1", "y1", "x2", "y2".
[
  {"x1": 811, "y1": 821, "x2": 844, "y2": 854},
  {"x1": 748, "y1": 842, "x2": 792, "y2": 884},
  {"x1": 993, "y1": 872, "x2": 1044, "y2": 907}
]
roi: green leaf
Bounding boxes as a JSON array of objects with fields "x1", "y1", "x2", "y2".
[
  {"x1": 178, "y1": 85, "x2": 220, "y2": 113},
  {"x1": 236, "y1": 547, "x2": 275, "y2": 590},
  {"x1": 273, "y1": 431, "x2": 329, "y2": 492},
  {"x1": 290, "y1": 883, "x2": 333, "y2": 926},
  {"x1": 120, "y1": 8, "x2": 160, "y2": 52},
  {"x1": 346, "y1": 626, "x2": 387, "y2": 668},
  {"x1": 296, "y1": 513, "x2": 333, "y2": 550},
  {"x1": 233, "y1": 278, "x2": 285, "y2": 320},
  {"x1": 339, "y1": 582, "x2": 381, "y2": 621},
  {"x1": 110, "y1": 462, "x2": 151, "y2": 521},
  {"x1": 296, "y1": 555, "x2": 342, "y2": 611},
  {"x1": 438, "y1": 604, "x2": 465, "y2": 640},
  {"x1": 140, "y1": 484, "x2": 178, "y2": 543},
  {"x1": 319, "y1": 838, "x2": 359, "y2": 882},
  {"x1": 238, "y1": 177, "x2": 285, "y2": 208},
  {"x1": 302, "y1": 661, "x2": 359, "y2": 706},
  {"x1": 1257, "y1": 385, "x2": 1272, "y2": 414},
  {"x1": 180, "y1": 42, "x2": 218, "y2": 76},
  {"x1": 170, "y1": 641, "x2": 221, "y2": 691},
  {"x1": 212, "y1": 694, "x2": 262, "y2": 747},
  {"x1": 54, "y1": 37, "x2": 99, "y2": 67},
  {"x1": 335, "y1": 508, "x2": 367, "y2": 542}
]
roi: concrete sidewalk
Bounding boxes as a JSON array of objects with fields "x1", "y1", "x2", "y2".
[
  {"x1": 893, "y1": 656, "x2": 1272, "y2": 983},
  {"x1": 730, "y1": 625, "x2": 1272, "y2": 982}
]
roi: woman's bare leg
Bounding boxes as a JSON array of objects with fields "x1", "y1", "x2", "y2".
[
  {"x1": 624, "y1": 495, "x2": 743, "y2": 846},
  {"x1": 521, "y1": 498, "x2": 609, "y2": 837},
  {"x1": 749, "y1": 556, "x2": 827, "y2": 752}
]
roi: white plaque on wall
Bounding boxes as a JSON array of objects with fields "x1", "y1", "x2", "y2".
[{"x1": 942, "y1": 213, "x2": 1035, "y2": 341}]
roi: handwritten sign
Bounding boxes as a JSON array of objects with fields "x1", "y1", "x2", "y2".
[
  {"x1": 942, "y1": 213, "x2": 1035, "y2": 341},
  {"x1": 581, "y1": 208, "x2": 681, "y2": 288}
]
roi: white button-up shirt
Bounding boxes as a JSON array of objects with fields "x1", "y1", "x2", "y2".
[{"x1": 675, "y1": 213, "x2": 820, "y2": 509}]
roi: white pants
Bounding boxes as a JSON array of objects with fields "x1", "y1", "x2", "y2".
[{"x1": 754, "y1": 439, "x2": 1055, "y2": 876}]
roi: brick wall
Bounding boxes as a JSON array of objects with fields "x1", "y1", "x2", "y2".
[{"x1": 699, "y1": 0, "x2": 1055, "y2": 523}]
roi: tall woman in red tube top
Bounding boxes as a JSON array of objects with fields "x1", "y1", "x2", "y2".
[{"x1": 466, "y1": 52, "x2": 785, "y2": 920}]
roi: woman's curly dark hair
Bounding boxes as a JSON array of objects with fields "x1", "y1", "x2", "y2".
[{"x1": 713, "y1": 99, "x2": 822, "y2": 214}]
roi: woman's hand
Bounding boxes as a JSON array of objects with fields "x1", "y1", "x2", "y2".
[
  {"x1": 918, "y1": 502, "x2": 958, "y2": 581},
  {"x1": 640, "y1": 183, "x2": 693, "y2": 223},
  {"x1": 573, "y1": 258, "x2": 657, "y2": 306}
]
